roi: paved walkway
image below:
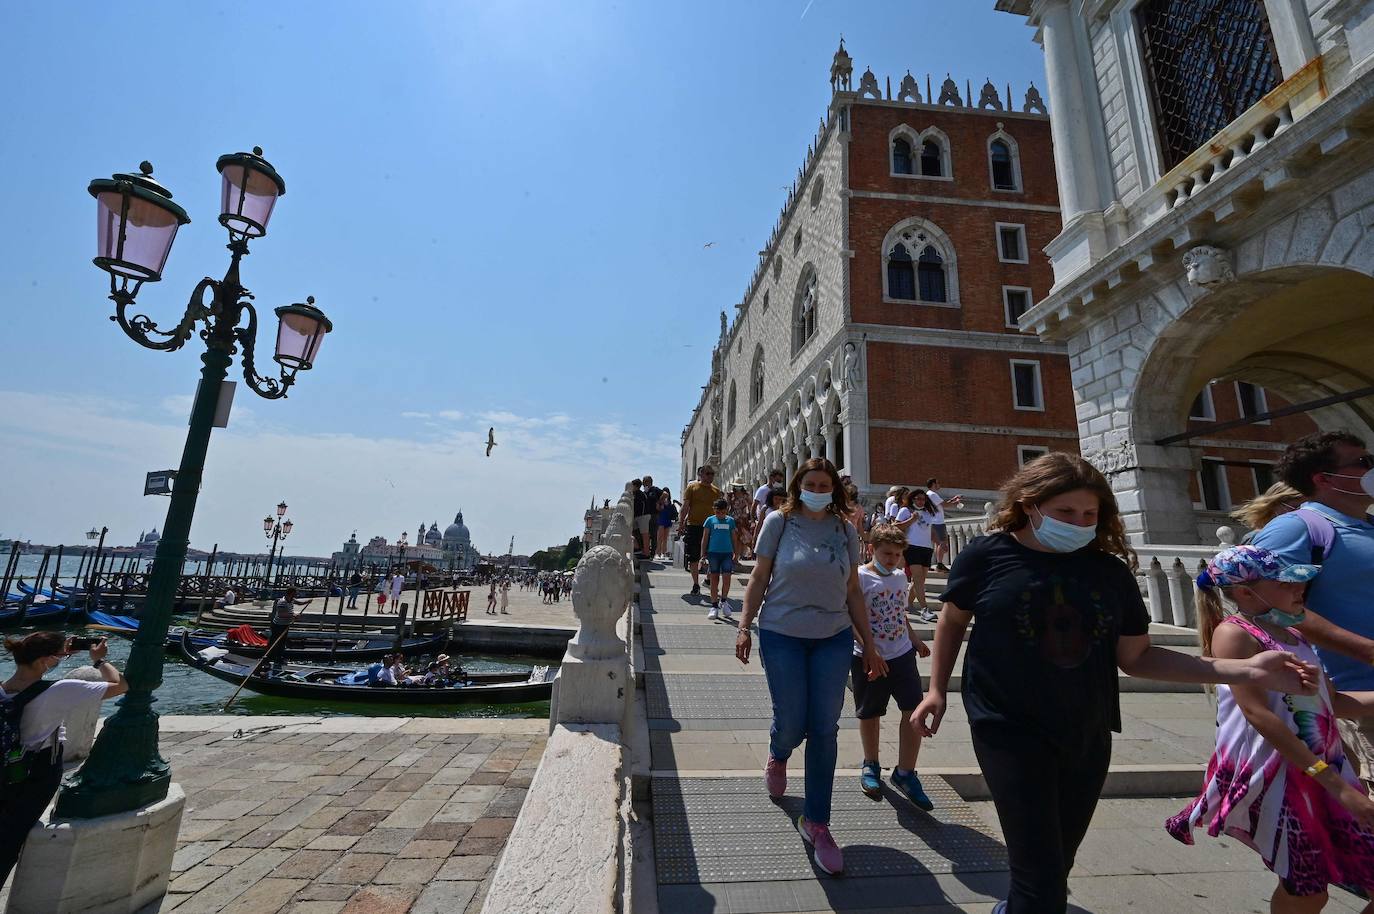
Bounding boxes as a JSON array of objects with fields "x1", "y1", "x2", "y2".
[
  {"x1": 638, "y1": 563, "x2": 1368, "y2": 913},
  {"x1": 16, "y1": 716, "x2": 545, "y2": 914}
]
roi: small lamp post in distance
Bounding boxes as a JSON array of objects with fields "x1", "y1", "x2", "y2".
[
  {"x1": 262, "y1": 501, "x2": 292, "y2": 590},
  {"x1": 56, "y1": 149, "x2": 334, "y2": 820}
]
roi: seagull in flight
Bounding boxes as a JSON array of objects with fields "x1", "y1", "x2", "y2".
[
  {"x1": 703, "y1": 242, "x2": 716, "y2": 249},
  {"x1": 486, "y1": 427, "x2": 497, "y2": 457}
]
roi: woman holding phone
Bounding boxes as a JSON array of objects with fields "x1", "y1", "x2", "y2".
[{"x1": 0, "y1": 632, "x2": 126, "y2": 883}]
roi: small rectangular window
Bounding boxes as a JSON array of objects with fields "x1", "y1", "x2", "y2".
[
  {"x1": 1236, "y1": 381, "x2": 1269, "y2": 423},
  {"x1": 1199, "y1": 459, "x2": 1231, "y2": 511},
  {"x1": 1252, "y1": 462, "x2": 1276, "y2": 493},
  {"x1": 1017, "y1": 445, "x2": 1050, "y2": 466},
  {"x1": 998, "y1": 224, "x2": 1028, "y2": 263},
  {"x1": 1189, "y1": 386, "x2": 1215, "y2": 421},
  {"x1": 1011, "y1": 360, "x2": 1044, "y2": 411},
  {"x1": 1003, "y1": 287, "x2": 1033, "y2": 328}
]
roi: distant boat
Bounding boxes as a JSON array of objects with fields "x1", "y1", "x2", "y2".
[{"x1": 178, "y1": 632, "x2": 555, "y2": 705}]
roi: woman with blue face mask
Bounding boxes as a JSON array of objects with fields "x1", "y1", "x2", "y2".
[
  {"x1": 737, "y1": 457, "x2": 886, "y2": 877},
  {"x1": 910, "y1": 453, "x2": 1325, "y2": 914}
]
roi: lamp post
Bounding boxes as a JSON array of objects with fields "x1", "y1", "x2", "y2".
[
  {"x1": 57, "y1": 150, "x2": 333, "y2": 820},
  {"x1": 83, "y1": 526, "x2": 108, "y2": 614},
  {"x1": 397, "y1": 531, "x2": 409, "y2": 578},
  {"x1": 262, "y1": 501, "x2": 292, "y2": 590}
]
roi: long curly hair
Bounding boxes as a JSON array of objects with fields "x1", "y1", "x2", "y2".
[
  {"x1": 782, "y1": 457, "x2": 851, "y2": 518},
  {"x1": 989, "y1": 452, "x2": 1138, "y2": 570}
]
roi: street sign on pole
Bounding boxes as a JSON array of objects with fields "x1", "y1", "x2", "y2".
[{"x1": 144, "y1": 470, "x2": 177, "y2": 496}]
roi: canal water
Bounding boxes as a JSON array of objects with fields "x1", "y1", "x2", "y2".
[{"x1": 1, "y1": 621, "x2": 552, "y2": 720}]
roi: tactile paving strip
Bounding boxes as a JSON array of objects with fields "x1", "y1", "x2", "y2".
[
  {"x1": 641, "y1": 623, "x2": 739, "y2": 654},
  {"x1": 645, "y1": 672, "x2": 857, "y2": 721},
  {"x1": 651, "y1": 776, "x2": 1007, "y2": 884}
]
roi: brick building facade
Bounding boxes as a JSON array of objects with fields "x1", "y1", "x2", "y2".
[{"x1": 680, "y1": 43, "x2": 1077, "y2": 507}]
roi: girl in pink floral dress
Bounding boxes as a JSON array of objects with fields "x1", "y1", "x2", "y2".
[{"x1": 1167, "y1": 545, "x2": 1374, "y2": 912}]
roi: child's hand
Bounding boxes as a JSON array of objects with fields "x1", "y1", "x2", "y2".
[
  {"x1": 863, "y1": 643, "x2": 888, "y2": 680},
  {"x1": 1337, "y1": 783, "x2": 1374, "y2": 831},
  {"x1": 1246, "y1": 650, "x2": 1320, "y2": 695},
  {"x1": 914, "y1": 639, "x2": 931, "y2": 659}
]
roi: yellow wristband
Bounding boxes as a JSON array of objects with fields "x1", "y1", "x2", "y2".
[{"x1": 1305, "y1": 760, "x2": 1330, "y2": 777}]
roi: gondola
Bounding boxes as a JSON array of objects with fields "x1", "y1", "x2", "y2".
[
  {"x1": 168, "y1": 627, "x2": 448, "y2": 662},
  {"x1": 178, "y1": 632, "x2": 555, "y2": 705}
]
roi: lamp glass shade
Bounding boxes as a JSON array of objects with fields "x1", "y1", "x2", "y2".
[
  {"x1": 263, "y1": 516, "x2": 275, "y2": 533},
  {"x1": 277, "y1": 501, "x2": 288, "y2": 517},
  {"x1": 219, "y1": 163, "x2": 280, "y2": 238},
  {"x1": 273, "y1": 301, "x2": 332, "y2": 371},
  {"x1": 282, "y1": 520, "x2": 293, "y2": 535},
  {"x1": 95, "y1": 190, "x2": 181, "y2": 281}
]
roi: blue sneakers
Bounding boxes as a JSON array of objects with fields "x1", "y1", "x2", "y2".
[
  {"x1": 859, "y1": 760, "x2": 882, "y2": 798},
  {"x1": 890, "y1": 768, "x2": 934, "y2": 811}
]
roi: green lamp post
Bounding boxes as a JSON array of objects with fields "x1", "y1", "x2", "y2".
[{"x1": 57, "y1": 149, "x2": 334, "y2": 819}]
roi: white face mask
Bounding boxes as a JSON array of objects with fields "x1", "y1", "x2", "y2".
[{"x1": 1327, "y1": 468, "x2": 1374, "y2": 498}]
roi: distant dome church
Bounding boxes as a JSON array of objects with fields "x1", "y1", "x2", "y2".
[{"x1": 334, "y1": 510, "x2": 478, "y2": 569}]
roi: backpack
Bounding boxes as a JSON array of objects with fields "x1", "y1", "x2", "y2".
[
  {"x1": 2, "y1": 680, "x2": 54, "y2": 787},
  {"x1": 1293, "y1": 507, "x2": 1337, "y2": 565}
]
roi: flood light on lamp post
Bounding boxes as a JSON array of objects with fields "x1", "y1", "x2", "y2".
[{"x1": 58, "y1": 147, "x2": 334, "y2": 821}]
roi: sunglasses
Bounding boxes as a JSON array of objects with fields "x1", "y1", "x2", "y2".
[{"x1": 1334, "y1": 454, "x2": 1374, "y2": 472}]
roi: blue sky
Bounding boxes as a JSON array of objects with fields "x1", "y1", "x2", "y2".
[{"x1": 0, "y1": 1, "x2": 1046, "y2": 557}]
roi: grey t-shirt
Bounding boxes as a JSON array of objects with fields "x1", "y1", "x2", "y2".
[{"x1": 753, "y1": 510, "x2": 860, "y2": 639}]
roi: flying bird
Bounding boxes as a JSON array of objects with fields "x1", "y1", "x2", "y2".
[
  {"x1": 703, "y1": 242, "x2": 716, "y2": 249},
  {"x1": 485, "y1": 427, "x2": 497, "y2": 457}
]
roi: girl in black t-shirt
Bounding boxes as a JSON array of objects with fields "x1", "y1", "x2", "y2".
[{"x1": 910, "y1": 453, "x2": 1323, "y2": 914}]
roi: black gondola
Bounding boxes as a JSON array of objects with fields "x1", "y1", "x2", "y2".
[
  {"x1": 177, "y1": 632, "x2": 555, "y2": 705},
  {"x1": 167, "y1": 627, "x2": 448, "y2": 662}
]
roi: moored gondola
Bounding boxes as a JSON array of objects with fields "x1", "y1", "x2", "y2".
[
  {"x1": 177, "y1": 632, "x2": 555, "y2": 704},
  {"x1": 99, "y1": 614, "x2": 447, "y2": 662}
]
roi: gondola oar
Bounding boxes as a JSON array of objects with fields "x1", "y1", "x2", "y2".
[{"x1": 222, "y1": 628, "x2": 292, "y2": 710}]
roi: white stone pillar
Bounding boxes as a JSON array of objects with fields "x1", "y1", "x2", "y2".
[{"x1": 1037, "y1": 0, "x2": 1107, "y2": 224}]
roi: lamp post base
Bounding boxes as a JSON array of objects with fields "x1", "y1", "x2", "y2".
[{"x1": 8, "y1": 784, "x2": 185, "y2": 914}]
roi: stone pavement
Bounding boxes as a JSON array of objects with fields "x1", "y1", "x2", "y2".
[
  {"x1": 10, "y1": 715, "x2": 546, "y2": 914},
  {"x1": 638, "y1": 563, "x2": 1370, "y2": 913}
]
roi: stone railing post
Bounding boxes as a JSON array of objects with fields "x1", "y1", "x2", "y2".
[
  {"x1": 549, "y1": 545, "x2": 633, "y2": 726},
  {"x1": 1165, "y1": 557, "x2": 1195, "y2": 628},
  {"x1": 1143, "y1": 557, "x2": 1170, "y2": 625}
]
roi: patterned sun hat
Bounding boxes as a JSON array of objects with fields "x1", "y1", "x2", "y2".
[{"x1": 1196, "y1": 544, "x2": 1320, "y2": 590}]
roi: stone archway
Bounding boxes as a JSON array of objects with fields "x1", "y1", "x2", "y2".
[{"x1": 1110, "y1": 264, "x2": 1374, "y2": 543}]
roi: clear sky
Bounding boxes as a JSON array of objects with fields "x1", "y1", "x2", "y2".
[{"x1": 0, "y1": 1, "x2": 1046, "y2": 558}]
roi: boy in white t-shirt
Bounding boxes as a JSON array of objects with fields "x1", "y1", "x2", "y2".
[{"x1": 852, "y1": 524, "x2": 933, "y2": 810}]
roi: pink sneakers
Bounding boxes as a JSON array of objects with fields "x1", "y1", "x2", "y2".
[
  {"x1": 798, "y1": 816, "x2": 844, "y2": 875},
  {"x1": 764, "y1": 756, "x2": 787, "y2": 799}
]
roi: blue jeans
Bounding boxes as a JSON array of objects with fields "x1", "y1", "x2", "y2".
[{"x1": 758, "y1": 626, "x2": 853, "y2": 824}]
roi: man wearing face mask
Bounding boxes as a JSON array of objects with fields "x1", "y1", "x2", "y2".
[{"x1": 1254, "y1": 430, "x2": 1374, "y2": 792}]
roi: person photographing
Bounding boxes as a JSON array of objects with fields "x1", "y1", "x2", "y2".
[{"x1": 0, "y1": 632, "x2": 126, "y2": 883}]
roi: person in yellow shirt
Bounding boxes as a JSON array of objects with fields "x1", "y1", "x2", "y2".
[{"x1": 678, "y1": 465, "x2": 722, "y2": 596}]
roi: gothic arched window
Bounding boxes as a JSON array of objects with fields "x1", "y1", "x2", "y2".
[
  {"x1": 886, "y1": 244, "x2": 916, "y2": 300},
  {"x1": 727, "y1": 382, "x2": 738, "y2": 431},
  {"x1": 921, "y1": 140, "x2": 944, "y2": 177},
  {"x1": 882, "y1": 219, "x2": 959, "y2": 306},
  {"x1": 793, "y1": 269, "x2": 818, "y2": 354},
  {"x1": 917, "y1": 246, "x2": 947, "y2": 302},
  {"x1": 989, "y1": 136, "x2": 1020, "y2": 191},
  {"x1": 750, "y1": 346, "x2": 765, "y2": 408},
  {"x1": 892, "y1": 137, "x2": 914, "y2": 175}
]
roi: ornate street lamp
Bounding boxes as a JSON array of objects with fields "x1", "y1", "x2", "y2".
[
  {"x1": 263, "y1": 502, "x2": 293, "y2": 590},
  {"x1": 58, "y1": 149, "x2": 333, "y2": 820}
]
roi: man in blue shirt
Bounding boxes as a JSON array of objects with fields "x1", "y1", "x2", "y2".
[{"x1": 1254, "y1": 430, "x2": 1374, "y2": 789}]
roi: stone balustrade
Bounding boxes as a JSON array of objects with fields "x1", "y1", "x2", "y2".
[
  {"x1": 482, "y1": 482, "x2": 644, "y2": 914},
  {"x1": 946, "y1": 510, "x2": 1236, "y2": 630}
]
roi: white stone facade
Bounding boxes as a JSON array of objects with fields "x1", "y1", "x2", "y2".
[{"x1": 996, "y1": 0, "x2": 1374, "y2": 542}]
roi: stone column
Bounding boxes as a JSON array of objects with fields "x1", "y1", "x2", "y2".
[
  {"x1": 1037, "y1": 0, "x2": 1106, "y2": 225},
  {"x1": 839, "y1": 390, "x2": 870, "y2": 491},
  {"x1": 810, "y1": 432, "x2": 827, "y2": 464}
]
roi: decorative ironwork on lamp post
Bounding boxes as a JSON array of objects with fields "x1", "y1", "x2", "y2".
[
  {"x1": 57, "y1": 149, "x2": 334, "y2": 819},
  {"x1": 262, "y1": 501, "x2": 292, "y2": 589}
]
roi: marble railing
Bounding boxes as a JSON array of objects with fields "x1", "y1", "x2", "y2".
[
  {"x1": 946, "y1": 509, "x2": 1238, "y2": 630},
  {"x1": 482, "y1": 484, "x2": 643, "y2": 914}
]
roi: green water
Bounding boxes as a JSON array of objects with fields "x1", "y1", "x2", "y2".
[{"x1": 4, "y1": 620, "x2": 552, "y2": 719}]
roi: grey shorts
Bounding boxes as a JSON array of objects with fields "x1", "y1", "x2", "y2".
[
  {"x1": 634, "y1": 515, "x2": 650, "y2": 534},
  {"x1": 932, "y1": 523, "x2": 948, "y2": 543},
  {"x1": 1339, "y1": 718, "x2": 1374, "y2": 796}
]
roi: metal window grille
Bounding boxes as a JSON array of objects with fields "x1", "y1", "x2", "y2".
[{"x1": 1137, "y1": 0, "x2": 1282, "y2": 173}]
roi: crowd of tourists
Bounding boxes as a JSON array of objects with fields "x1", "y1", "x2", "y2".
[{"x1": 633, "y1": 428, "x2": 1374, "y2": 913}]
